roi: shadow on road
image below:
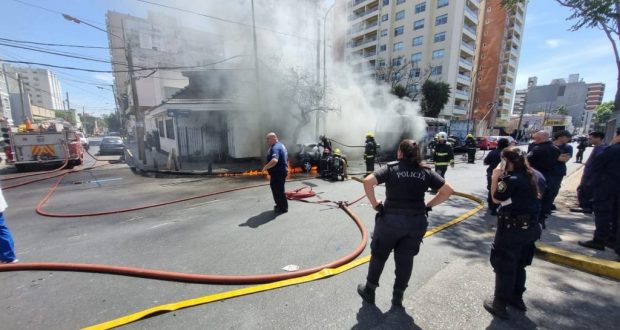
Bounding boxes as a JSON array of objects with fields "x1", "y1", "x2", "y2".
[
  {"x1": 239, "y1": 210, "x2": 283, "y2": 228},
  {"x1": 485, "y1": 312, "x2": 537, "y2": 330},
  {"x1": 352, "y1": 302, "x2": 421, "y2": 330}
]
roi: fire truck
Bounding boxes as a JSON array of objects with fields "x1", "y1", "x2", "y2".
[{"x1": 2, "y1": 120, "x2": 84, "y2": 171}]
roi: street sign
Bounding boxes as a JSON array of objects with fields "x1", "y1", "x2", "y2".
[{"x1": 167, "y1": 109, "x2": 192, "y2": 117}]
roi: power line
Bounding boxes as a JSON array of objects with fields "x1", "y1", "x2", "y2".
[
  {"x1": 0, "y1": 37, "x2": 124, "y2": 50},
  {"x1": 0, "y1": 42, "x2": 127, "y2": 67},
  {"x1": 136, "y1": 0, "x2": 317, "y2": 42}
]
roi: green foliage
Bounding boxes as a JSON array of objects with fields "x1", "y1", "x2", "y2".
[
  {"x1": 554, "y1": 105, "x2": 569, "y2": 115},
  {"x1": 78, "y1": 113, "x2": 98, "y2": 136},
  {"x1": 54, "y1": 110, "x2": 76, "y2": 126},
  {"x1": 391, "y1": 85, "x2": 409, "y2": 99},
  {"x1": 593, "y1": 101, "x2": 614, "y2": 129},
  {"x1": 102, "y1": 112, "x2": 121, "y2": 132},
  {"x1": 421, "y1": 80, "x2": 451, "y2": 118}
]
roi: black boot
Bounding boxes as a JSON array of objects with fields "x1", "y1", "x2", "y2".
[
  {"x1": 391, "y1": 289, "x2": 404, "y2": 308},
  {"x1": 483, "y1": 296, "x2": 509, "y2": 319},
  {"x1": 357, "y1": 282, "x2": 377, "y2": 304},
  {"x1": 508, "y1": 296, "x2": 527, "y2": 311}
]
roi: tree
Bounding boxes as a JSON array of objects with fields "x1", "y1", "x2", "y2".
[
  {"x1": 593, "y1": 101, "x2": 614, "y2": 130},
  {"x1": 54, "y1": 110, "x2": 76, "y2": 126},
  {"x1": 102, "y1": 112, "x2": 121, "y2": 133},
  {"x1": 502, "y1": 0, "x2": 620, "y2": 114},
  {"x1": 375, "y1": 57, "x2": 433, "y2": 100},
  {"x1": 554, "y1": 104, "x2": 569, "y2": 115},
  {"x1": 421, "y1": 80, "x2": 451, "y2": 118},
  {"x1": 78, "y1": 113, "x2": 98, "y2": 135}
]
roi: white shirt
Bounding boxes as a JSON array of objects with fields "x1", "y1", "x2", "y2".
[{"x1": 0, "y1": 188, "x2": 7, "y2": 213}]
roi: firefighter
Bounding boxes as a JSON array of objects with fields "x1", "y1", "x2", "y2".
[
  {"x1": 332, "y1": 148, "x2": 347, "y2": 181},
  {"x1": 465, "y1": 133, "x2": 477, "y2": 164},
  {"x1": 431, "y1": 132, "x2": 454, "y2": 193},
  {"x1": 364, "y1": 133, "x2": 377, "y2": 176}
]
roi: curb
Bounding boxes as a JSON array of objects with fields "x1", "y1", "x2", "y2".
[{"x1": 536, "y1": 243, "x2": 620, "y2": 281}]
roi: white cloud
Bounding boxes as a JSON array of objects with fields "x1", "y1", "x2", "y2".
[
  {"x1": 93, "y1": 73, "x2": 114, "y2": 84},
  {"x1": 545, "y1": 39, "x2": 563, "y2": 49}
]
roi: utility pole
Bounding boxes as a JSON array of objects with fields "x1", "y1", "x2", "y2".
[
  {"x1": 315, "y1": 17, "x2": 321, "y2": 138},
  {"x1": 250, "y1": 0, "x2": 260, "y2": 104},
  {"x1": 17, "y1": 74, "x2": 26, "y2": 120},
  {"x1": 111, "y1": 84, "x2": 122, "y2": 133},
  {"x1": 66, "y1": 92, "x2": 71, "y2": 112},
  {"x1": 126, "y1": 43, "x2": 145, "y2": 164},
  {"x1": 323, "y1": 4, "x2": 335, "y2": 137},
  {"x1": 515, "y1": 91, "x2": 528, "y2": 142}
]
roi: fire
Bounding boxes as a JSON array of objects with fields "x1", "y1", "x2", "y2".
[{"x1": 217, "y1": 169, "x2": 266, "y2": 177}]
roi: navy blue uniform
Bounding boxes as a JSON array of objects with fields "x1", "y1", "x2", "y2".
[
  {"x1": 546, "y1": 143, "x2": 573, "y2": 211},
  {"x1": 266, "y1": 141, "x2": 288, "y2": 212},
  {"x1": 527, "y1": 141, "x2": 561, "y2": 217},
  {"x1": 589, "y1": 143, "x2": 620, "y2": 250},
  {"x1": 491, "y1": 172, "x2": 542, "y2": 304},
  {"x1": 578, "y1": 143, "x2": 607, "y2": 209},
  {"x1": 484, "y1": 149, "x2": 502, "y2": 211},
  {"x1": 364, "y1": 138, "x2": 377, "y2": 174},
  {"x1": 366, "y1": 162, "x2": 444, "y2": 292}
]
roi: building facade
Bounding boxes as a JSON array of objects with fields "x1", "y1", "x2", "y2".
[
  {"x1": 4, "y1": 66, "x2": 63, "y2": 111},
  {"x1": 471, "y1": 0, "x2": 526, "y2": 131},
  {"x1": 0, "y1": 62, "x2": 12, "y2": 122},
  {"x1": 523, "y1": 74, "x2": 599, "y2": 130}
]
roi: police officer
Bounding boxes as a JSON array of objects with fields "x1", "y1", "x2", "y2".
[
  {"x1": 431, "y1": 132, "x2": 454, "y2": 193},
  {"x1": 465, "y1": 133, "x2": 477, "y2": 164},
  {"x1": 526, "y1": 130, "x2": 562, "y2": 222},
  {"x1": 262, "y1": 132, "x2": 289, "y2": 213},
  {"x1": 364, "y1": 133, "x2": 377, "y2": 176},
  {"x1": 579, "y1": 128, "x2": 620, "y2": 254},
  {"x1": 483, "y1": 138, "x2": 511, "y2": 215},
  {"x1": 484, "y1": 147, "x2": 543, "y2": 319},
  {"x1": 358, "y1": 139, "x2": 454, "y2": 307}
]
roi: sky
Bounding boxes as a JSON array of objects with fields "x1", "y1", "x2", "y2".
[{"x1": 0, "y1": 0, "x2": 616, "y2": 119}]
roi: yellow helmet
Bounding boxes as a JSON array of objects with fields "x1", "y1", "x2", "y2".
[
  {"x1": 334, "y1": 148, "x2": 342, "y2": 156},
  {"x1": 467, "y1": 134, "x2": 474, "y2": 138},
  {"x1": 366, "y1": 132, "x2": 374, "y2": 138}
]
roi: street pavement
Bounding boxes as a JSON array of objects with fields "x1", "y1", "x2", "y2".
[{"x1": 0, "y1": 143, "x2": 618, "y2": 329}]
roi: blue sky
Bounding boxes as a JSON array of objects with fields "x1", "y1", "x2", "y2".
[{"x1": 0, "y1": 0, "x2": 616, "y2": 118}]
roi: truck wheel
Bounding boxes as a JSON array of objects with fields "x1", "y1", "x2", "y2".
[{"x1": 302, "y1": 160, "x2": 312, "y2": 173}]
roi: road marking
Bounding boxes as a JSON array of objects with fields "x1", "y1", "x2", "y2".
[
  {"x1": 149, "y1": 222, "x2": 173, "y2": 230},
  {"x1": 88, "y1": 178, "x2": 123, "y2": 184},
  {"x1": 122, "y1": 216, "x2": 144, "y2": 223}
]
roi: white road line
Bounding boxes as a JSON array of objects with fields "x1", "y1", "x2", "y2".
[{"x1": 149, "y1": 222, "x2": 173, "y2": 229}]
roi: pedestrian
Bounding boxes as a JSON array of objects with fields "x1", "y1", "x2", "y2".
[
  {"x1": 578, "y1": 128, "x2": 620, "y2": 253},
  {"x1": 484, "y1": 147, "x2": 543, "y2": 319},
  {"x1": 0, "y1": 187, "x2": 17, "y2": 264},
  {"x1": 430, "y1": 132, "x2": 454, "y2": 193},
  {"x1": 357, "y1": 139, "x2": 454, "y2": 307},
  {"x1": 575, "y1": 137, "x2": 588, "y2": 163},
  {"x1": 571, "y1": 131, "x2": 606, "y2": 214},
  {"x1": 483, "y1": 138, "x2": 510, "y2": 215},
  {"x1": 262, "y1": 132, "x2": 289, "y2": 213},
  {"x1": 465, "y1": 133, "x2": 477, "y2": 164},
  {"x1": 526, "y1": 130, "x2": 561, "y2": 225},
  {"x1": 364, "y1": 133, "x2": 377, "y2": 176},
  {"x1": 547, "y1": 130, "x2": 573, "y2": 212}
]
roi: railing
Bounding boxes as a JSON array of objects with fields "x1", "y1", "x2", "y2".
[
  {"x1": 457, "y1": 74, "x2": 471, "y2": 82},
  {"x1": 461, "y1": 42, "x2": 475, "y2": 52},
  {"x1": 465, "y1": 7, "x2": 479, "y2": 21},
  {"x1": 366, "y1": 21, "x2": 378, "y2": 29},
  {"x1": 364, "y1": 51, "x2": 377, "y2": 57},
  {"x1": 350, "y1": 0, "x2": 367, "y2": 7},
  {"x1": 455, "y1": 89, "x2": 470, "y2": 96},
  {"x1": 459, "y1": 58, "x2": 473, "y2": 67},
  {"x1": 469, "y1": 0, "x2": 480, "y2": 7},
  {"x1": 463, "y1": 25, "x2": 477, "y2": 36},
  {"x1": 454, "y1": 105, "x2": 467, "y2": 111}
]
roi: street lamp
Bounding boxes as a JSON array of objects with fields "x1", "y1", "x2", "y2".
[{"x1": 319, "y1": 2, "x2": 336, "y2": 137}]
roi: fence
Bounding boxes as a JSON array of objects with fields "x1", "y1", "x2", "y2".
[{"x1": 177, "y1": 126, "x2": 227, "y2": 162}]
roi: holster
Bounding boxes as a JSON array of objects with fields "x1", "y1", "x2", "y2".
[{"x1": 497, "y1": 213, "x2": 536, "y2": 229}]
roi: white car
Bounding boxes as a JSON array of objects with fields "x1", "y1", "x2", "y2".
[{"x1": 76, "y1": 132, "x2": 89, "y2": 150}]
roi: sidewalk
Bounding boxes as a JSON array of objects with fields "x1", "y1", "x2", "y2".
[{"x1": 536, "y1": 164, "x2": 620, "y2": 279}]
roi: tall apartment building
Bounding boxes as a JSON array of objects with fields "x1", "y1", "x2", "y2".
[
  {"x1": 343, "y1": 0, "x2": 482, "y2": 118},
  {"x1": 512, "y1": 76, "x2": 537, "y2": 115},
  {"x1": 585, "y1": 82, "x2": 605, "y2": 112},
  {"x1": 106, "y1": 11, "x2": 224, "y2": 115},
  {"x1": 472, "y1": 0, "x2": 526, "y2": 129},
  {"x1": 0, "y1": 62, "x2": 12, "y2": 121},
  {"x1": 4, "y1": 66, "x2": 63, "y2": 111}
]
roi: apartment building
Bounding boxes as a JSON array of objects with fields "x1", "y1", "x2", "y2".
[
  {"x1": 473, "y1": 0, "x2": 526, "y2": 129},
  {"x1": 343, "y1": 0, "x2": 482, "y2": 119},
  {"x1": 585, "y1": 82, "x2": 605, "y2": 112},
  {"x1": 0, "y1": 62, "x2": 12, "y2": 121},
  {"x1": 4, "y1": 66, "x2": 64, "y2": 111}
]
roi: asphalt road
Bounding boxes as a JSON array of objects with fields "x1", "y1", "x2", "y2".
[{"x1": 0, "y1": 144, "x2": 619, "y2": 329}]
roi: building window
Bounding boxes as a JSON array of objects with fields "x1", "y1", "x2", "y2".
[
  {"x1": 411, "y1": 52, "x2": 422, "y2": 62},
  {"x1": 397, "y1": 0, "x2": 406, "y2": 4},
  {"x1": 413, "y1": 19, "x2": 424, "y2": 30},
  {"x1": 381, "y1": 29, "x2": 388, "y2": 37},
  {"x1": 410, "y1": 68, "x2": 421, "y2": 78},
  {"x1": 395, "y1": 10, "x2": 405, "y2": 21},
  {"x1": 432, "y1": 65, "x2": 443, "y2": 75},
  {"x1": 165, "y1": 118, "x2": 175, "y2": 139},
  {"x1": 394, "y1": 26, "x2": 404, "y2": 36},
  {"x1": 437, "y1": 0, "x2": 448, "y2": 8},
  {"x1": 435, "y1": 14, "x2": 448, "y2": 25},
  {"x1": 382, "y1": 14, "x2": 389, "y2": 21},
  {"x1": 434, "y1": 31, "x2": 446, "y2": 42},
  {"x1": 380, "y1": 44, "x2": 387, "y2": 52},
  {"x1": 383, "y1": 0, "x2": 389, "y2": 5},
  {"x1": 158, "y1": 120, "x2": 165, "y2": 137},
  {"x1": 392, "y1": 57, "x2": 403, "y2": 66},
  {"x1": 378, "y1": 59, "x2": 386, "y2": 67},
  {"x1": 393, "y1": 42, "x2": 404, "y2": 51},
  {"x1": 432, "y1": 49, "x2": 445, "y2": 59},
  {"x1": 415, "y1": 2, "x2": 426, "y2": 13},
  {"x1": 412, "y1": 36, "x2": 423, "y2": 46}
]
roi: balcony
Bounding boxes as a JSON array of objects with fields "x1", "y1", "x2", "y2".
[
  {"x1": 468, "y1": 0, "x2": 481, "y2": 8},
  {"x1": 453, "y1": 104, "x2": 468, "y2": 115},
  {"x1": 349, "y1": 0, "x2": 367, "y2": 8},
  {"x1": 457, "y1": 74, "x2": 472, "y2": 85},
  {"x1": 461, "y1": 42, "x2": 475, "y2": 55},
  {"x1": 455, "y1": 89, "x2": 470, "y2": 100},
  {"x1": 463, "y1": 25, "x2": 477, "y2": 38},
  {"x1": 459, "y1": 57, "x2": 473, "y2": 70},
  {"x1": 364, "y1": 50, "x2": 377, "y2": 58},
  {"x1": 464, "y1": 7, "x2": 479, "y2": 24},
  {"x1": 366, "y1": 21, "x2": 378, "y2": 30}
]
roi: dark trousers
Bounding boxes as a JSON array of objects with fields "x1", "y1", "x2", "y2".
[
  {"x1": 365, "y1": 158, "x2": 375, "y2": 174},
  {"x1": 545, "y1": 174, "x2": 564, "y2": 210},
  {"x1": 577, "y1": 184, "x2": 593, "y2": 209},
  {"x1": 490, "y1": 224, "x2": 541, "y2": 301},
  {"x1": 539, "y1": 173, "x2": 559, "y2": 216},
  {"x1": 435, "y1": 165, "x2": 447, "y2": 178},
  {"x1": 366, "y1": 213, "x2": 427, "y2": 291},
  {"x1": 467, "y1": 148, "x2": 476, "y2": 163},
  {"x1": 593, "y1": 191, "x2": 619, "y2": 243},
  {"x1": 269, "y1": 172, "x2": 288, "y2": 211},
  {"x1": 576, "y1": 149, "x2": 585, "y2": 163}
]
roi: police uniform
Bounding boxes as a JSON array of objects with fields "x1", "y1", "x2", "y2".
[
  {"x1": 527, "y1": 141, "x2": 561, "y2": 217},
  {"x1": 490, "y1": 171, "x2": 542, "y2": 312},
  {"x1": 365, "y1": 161, "x2": 445, "y2": 301},
  {"x1": 364, "y1": 136, "x2": 377, "y2": 174}
]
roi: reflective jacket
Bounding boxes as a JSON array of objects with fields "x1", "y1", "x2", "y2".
[{"x1": 433, "y1": 143, "x2": 454, "y2": 166}]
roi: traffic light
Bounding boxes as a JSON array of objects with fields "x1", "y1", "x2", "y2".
[{"x1": 1, "y1": 127, "x2": 10, "y2": 144}]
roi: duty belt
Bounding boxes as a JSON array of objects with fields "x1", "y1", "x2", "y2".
[
  {"x1": 384, "y1": 207, "x2": 426, "y2": 216},
  {"x1": 497, "y1": 214, "x2": 536, "y2": 229}
]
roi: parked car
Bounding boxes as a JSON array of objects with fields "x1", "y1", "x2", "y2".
[
  {"x1": 107, "y1": 132, "x2": 121, "y2": 137},
  {"x1": 99, "y1": 136, "x2": 125, "y2": 156},
  {"x1": 75, "y1": 132, "x2": 89, "y2": 150}
]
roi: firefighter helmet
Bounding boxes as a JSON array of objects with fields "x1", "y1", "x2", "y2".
[
  {"x1": 437, "y1": 132, "x2": 448, "y2": 141},
  {"x1": 334, "y1": 148, "x2": 342, "y2": 156},
  {"x1": 366, "y1": 132, "x2": 374, "y2": 138},
  {"x1": 466, "y1": 133, "x2": 474, "y2": 139}
]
